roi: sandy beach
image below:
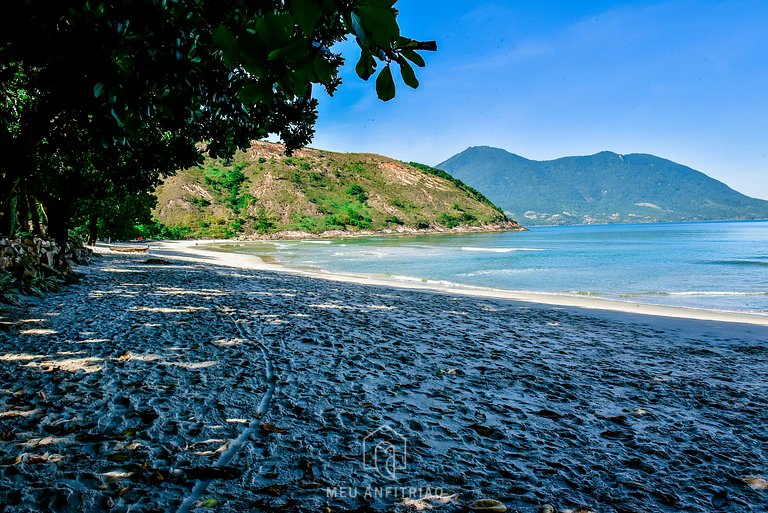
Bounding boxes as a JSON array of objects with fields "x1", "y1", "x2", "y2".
[{"x1": 1, "y1": 243, "x2": 766, "y2": 512}]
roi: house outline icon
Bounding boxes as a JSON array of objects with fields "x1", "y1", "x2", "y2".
[{"x1": 362, "y1": 424, "x2": 407, "y2": 480}]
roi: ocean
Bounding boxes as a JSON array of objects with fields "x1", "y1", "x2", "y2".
[{"x1": 216, "y1": 220, "x2": 768, "y2": 315}]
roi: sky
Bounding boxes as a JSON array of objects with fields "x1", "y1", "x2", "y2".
[{"x1": 309, "y1": 0, "x2": 768, "y2": 199}]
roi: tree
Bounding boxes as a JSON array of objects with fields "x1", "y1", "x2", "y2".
[{"x1": 0, "y1": 0, "x2": 435, "y2": 260}]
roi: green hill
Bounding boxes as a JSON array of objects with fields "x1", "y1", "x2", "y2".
[
  {"x1": 437, "y1": 146, "x2": 768, "y2": 225},
  {"x1": 153, "y1": 141, "x2": 520, "y2": 238}
]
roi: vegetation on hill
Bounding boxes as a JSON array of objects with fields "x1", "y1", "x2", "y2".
[
  {"x1": 407, "y1": 162, "x2": 504, "y2": 214},
  {"x1": 151, "y1": 142, "x2": 515, "y2": 238},
  {"x1": 438, "y1": 147, "x2": 768, "y2": 225}
]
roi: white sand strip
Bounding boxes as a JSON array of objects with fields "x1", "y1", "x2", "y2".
[{"x1": 143, "y1": 240, "x2": 768, "y2": 327}]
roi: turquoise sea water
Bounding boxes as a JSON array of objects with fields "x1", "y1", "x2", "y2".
[{"x1": 220, "y1": 221, "x2": 768, "y2": 314}]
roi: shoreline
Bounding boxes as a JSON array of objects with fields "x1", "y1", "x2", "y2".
[
  {"x1": 138, "y1": 240, "x2": 768, "y2": 327},
  {"x1": 226, "y1": 221, "x2": 526, "y2": 240}
]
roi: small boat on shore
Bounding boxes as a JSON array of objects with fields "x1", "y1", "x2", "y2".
[{"x1": 108, "y1": 245, "x2": 149, "y2": 253}]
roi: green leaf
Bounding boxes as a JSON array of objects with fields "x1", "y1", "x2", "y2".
[
  {"x1": 312, "y1": 53, "x2": 333, "y2": 83},
  {"x1": 268, "y1": 41, "x2": 309, "y2": 62},
  {"x1": 349, "y1": 12, "x2": 367, "y2": 46},
  {"x1": 401, "y1": 49, "x2": 425, "y2": 67},
  {"x1": 110, "y1": 108, "x2": 124, "y2": 128},
  {"x1": 237, "y1": 81, "x2": 272, "y2": 104},
  {"x1": 199, "y1": 497, "x2": 219, "y2": 508},
  {"x1": 356, "y1": 6, "x2": 399, "y2": 49},
  {"x1": 237, "y1": 33, "x2": 268, "y2": 66},
  {"x1": 114, "y1": 54, "x2": 131, "y2": 74},
  {"x1": 243, "y1": 62, "x2": 267, "y2": 76},
  {"x1": 375, "y1": 64, "x2": 395, "y2": 101},
  {"x1": 355, "y1": 48, "x2": 375, "y2": 81},
  {"x1": 292, "y1": 59, "x2": 317, "y2": 87},
  {"x1": 289, "y1": 0, "x2": 323, "y2": 37},
  {"x1": 282, "y1": 71, "x2": 310, "y2": 98},
  {"x1": 398, "y1": 60, "x2": 418, "y2": 89},
  {"x1": 395, "y1": 36, "x2": 415, "y2": 48},
  {"x1": 260, "y1": 13, "x2": 293, "y2": 49},
  {"x1": 212, "y1": 26, "x2": 237, "y2": 52},
  {"x1": 93, "y1": 82, "x2": 105, "y2": 98}
]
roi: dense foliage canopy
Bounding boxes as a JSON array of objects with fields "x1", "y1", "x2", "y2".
[{"x1": 0, "y1": 0, "x2": 435, "y2": 255}]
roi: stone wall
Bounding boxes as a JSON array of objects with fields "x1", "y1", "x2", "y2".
[{"x1": 0, "y1": 236, "x2": 92, "y2": 285}]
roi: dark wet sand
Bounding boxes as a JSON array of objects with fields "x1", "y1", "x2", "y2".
[{"x1": 0, "y1": 253, "x2": 766, "y2": 512}]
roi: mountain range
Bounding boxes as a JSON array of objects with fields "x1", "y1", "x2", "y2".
[
  {"x1": 438, "y1": 146, "x2": 768, "y2": 225},
  {"x1": 153, "y1": 141, "x2": 519, "y2": 238}
]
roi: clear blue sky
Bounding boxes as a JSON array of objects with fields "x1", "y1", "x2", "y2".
[{"x1": 310, "y1": 0, "x2": 768, "y2": 200}]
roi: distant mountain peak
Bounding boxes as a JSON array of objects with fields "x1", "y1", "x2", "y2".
[{"x1": 437, "y1": 146, "x2": 768, "y2": 226}]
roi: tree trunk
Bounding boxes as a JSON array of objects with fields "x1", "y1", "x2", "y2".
[
  {"x1": 28, "y1": 193, "x2": 42, "y2": 236},
  {"x1": 87, "y1": 213, "x2": 98, "y2": 245},
  {"x1": 5, "y1": 195, "x2": 18, "y2": 238},
  {"x1": 38, "y1": 202, "x2": 48, "y2": 237},
  {"x1": 0, "y1": 176, "x2": 20, "y2": 237},
  {"x1": 46, "y1": 200, "x2": 71, "y2": 269},
  {"x1": 16, "y1": 192, "x2": 29, "y2": 234}
]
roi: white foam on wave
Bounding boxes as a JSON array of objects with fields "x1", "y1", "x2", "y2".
[
  {"x1": 667, "y1": 291, "x2": 768, "y2": 297},
  {"x1": 300, "y1": 240, "x2": 332, "y2": 244},
  {"x1": 625, "y1": 291, "x2": 768, "y2": 297},
  {"x1": 324, "y1": 249, "x2": 395, "y2": 259},
  {"x1": 390, "y1": 275, "x2": 468, "y2": 288},
  {"x1": 359, "y1": 250, "x2": 390, "y2": 258},
  {"x1": 460, "y1": 268, "x2": 543, "y2": 277},
  {"x1": 460, "y1": 247, "x2": 543, "y2": 253}
]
